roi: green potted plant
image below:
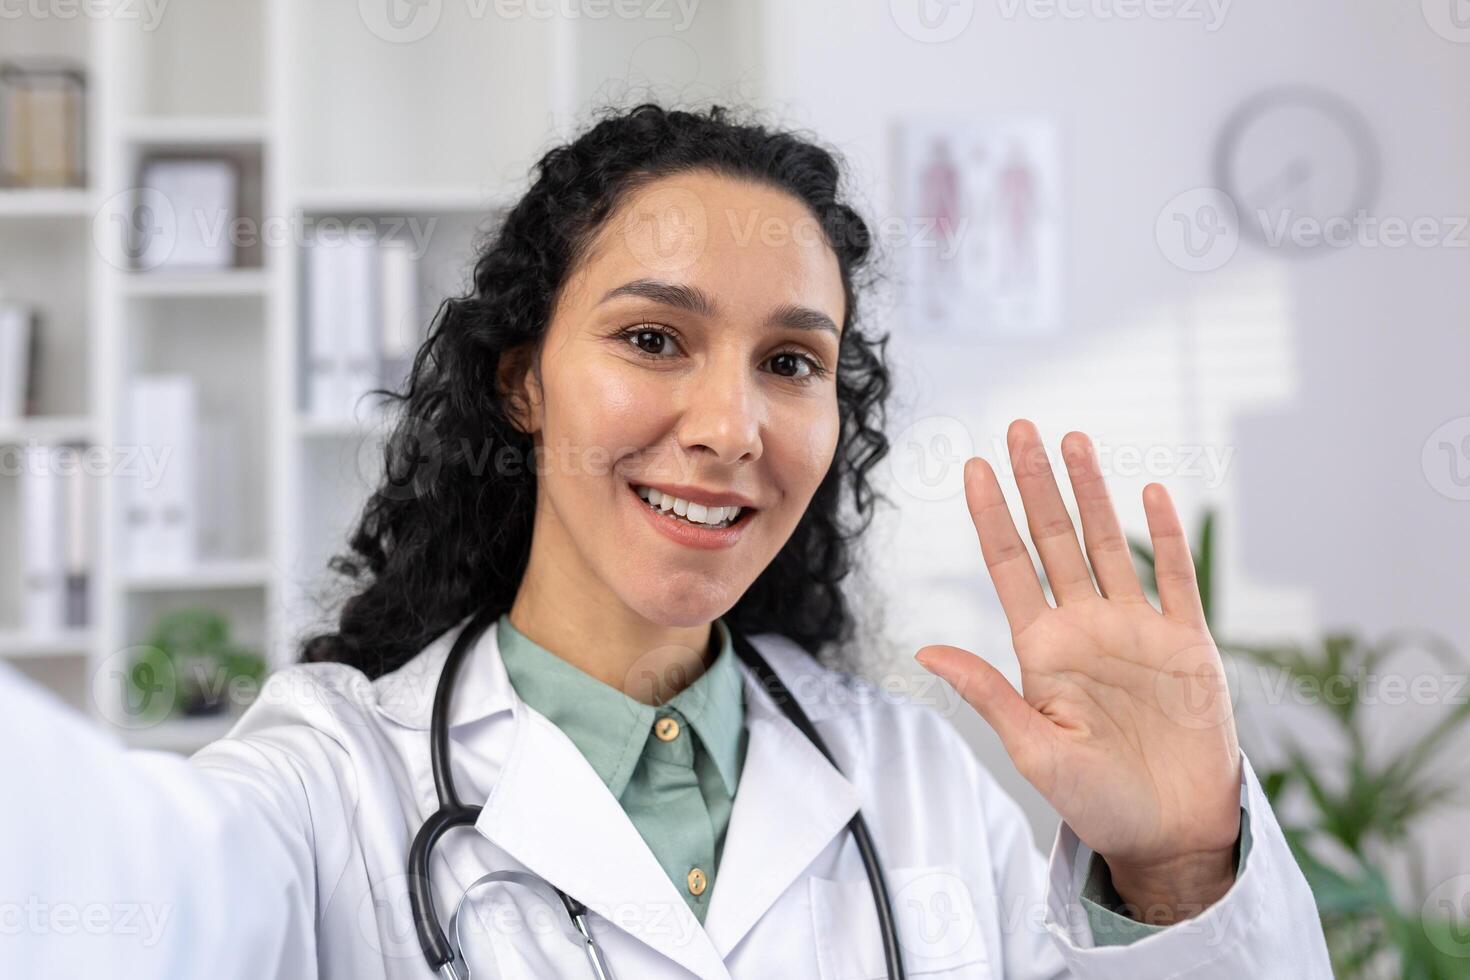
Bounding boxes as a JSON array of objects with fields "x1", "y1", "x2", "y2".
[{"x1": 128, "y1": 608, "x2": 266, "y2": 719}]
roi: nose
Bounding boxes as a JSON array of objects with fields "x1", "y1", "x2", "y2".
[{"x1": 675, "y1": 356, "x2": 764, "y2": 466}]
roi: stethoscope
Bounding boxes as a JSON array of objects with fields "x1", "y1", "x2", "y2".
[{"x1": 407, "y1": 603, "x2": 907, "y2": 979}]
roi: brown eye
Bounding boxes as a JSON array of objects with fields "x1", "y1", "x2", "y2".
[
  {"x1": 624, "y1": 326, "x2": 678, "y2": 356},
  {"x1": 769, "y1": 352, "x2": 811, "y2": 379},
  {"x1": 767, "y1": 350, "x2": 828, "y2": 384}
]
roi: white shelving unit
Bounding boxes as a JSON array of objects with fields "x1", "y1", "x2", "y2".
[{"x1": 3, "y1": 0, "x2": 766, "y2": 753}]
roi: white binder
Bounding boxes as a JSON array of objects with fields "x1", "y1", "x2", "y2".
[
  {"x1": 378, "y1": 237, "x2": 420, "y2": 392},
  {"x1": 19, "y1": 444, "x2": 64, "y2": 634},
  {"x1": 0, "y1": 301, "x2": 33, "y2": 421},
  {"x1": 124, "y1": 375, "x2": 198, "y2": 573},
  {"x1": 306, "y1": 233, "x2": 380, "y2": 422}
]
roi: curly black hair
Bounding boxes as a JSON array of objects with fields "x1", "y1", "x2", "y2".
[{"x1": 299, "y1": 103, "x2": 895, "y2": 678}]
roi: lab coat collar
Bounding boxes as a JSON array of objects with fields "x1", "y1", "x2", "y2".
[
  {"x1": 702, "y1": 635, "x2": 863, "y2": 957},
  {"x1": 370, "y1": 611, "x2": 516, "y2": 733},
  {"x1": 372, "y1": 614, "x2": 863, "y2": 979}
]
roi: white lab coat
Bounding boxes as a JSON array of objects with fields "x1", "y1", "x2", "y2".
[{"x1": 1, "y1": 614, "x2": 1332, "y2": 979}]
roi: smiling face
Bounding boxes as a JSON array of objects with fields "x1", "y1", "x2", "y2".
[{"x1": 504, "y1": 169, "x2": 847, "y2": 630}]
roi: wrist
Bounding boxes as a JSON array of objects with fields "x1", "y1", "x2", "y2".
[{"x1": 1102, "y1": 842, "x2": 1239, "y2": 926}]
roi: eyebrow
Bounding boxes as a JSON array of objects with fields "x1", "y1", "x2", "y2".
[{"x1": 598, "y1": 278, "x2": 841, "y2": 339}]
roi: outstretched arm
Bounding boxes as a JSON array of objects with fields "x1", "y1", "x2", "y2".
[{"x1": 0, "y1": 663, "x2": 324, "y2": 978}]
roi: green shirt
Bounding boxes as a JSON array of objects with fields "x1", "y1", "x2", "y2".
[
  {"x1": 496, "y1": 613, "x2": 748, "y2": 923},
  {"x1": 496, "y1": 611, "x2": 1249, "y2": 942},
  {"x1": 1080, "y1": 807, "x2": 1253, "y2": 945}
]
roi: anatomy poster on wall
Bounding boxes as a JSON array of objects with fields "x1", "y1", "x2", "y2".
[{"x1": 894, "y1": 118, "x2": 1063, "y2": 339}]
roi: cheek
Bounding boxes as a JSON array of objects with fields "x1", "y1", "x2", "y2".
[
  {"x1": 772, "y1": 398, "x2": 841, "y2": 494},
  {"x1": 546, "y1": 363, "x2": 663, "y2": 470}
]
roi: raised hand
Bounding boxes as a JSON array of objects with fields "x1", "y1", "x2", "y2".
[{"x1": 916, "y1": 420, "x2": 1242, "y2": 922}]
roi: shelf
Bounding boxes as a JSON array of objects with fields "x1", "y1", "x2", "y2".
[
  {"x1": 0, "y1": 414, "x2": 95, "y2": 446},
  {"x1": 0, "y1": 629, "x2": 92, "y2": 659},
  {"x1": 4, "y1": 2, "x2": 775, "y2": 765},
  {"x1": 119, "y1": 711, "x2": 245, "y2": 754},
  {"x1": 294, "y1": 415, "x2": 391, "y2": 440},
  {"x1": 295, "y1": 185, "x2": 514, "y2": 215},
  {"x1": 121, "y1": 559, "x2": 274, "y2": 593},
  {"x1": 0, "y1": 189, "x2": 94, "y2": 218},
  {"x1": 120, "y1": 116, "x2": 271, "y2": 146},
  {"x1": 122, "y1": 268, "x2": 271, "y2": 298}
]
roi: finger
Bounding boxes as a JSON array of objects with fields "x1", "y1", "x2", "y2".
[
  {"x1": 1006, "y1": 420, "x2": 1096, "y2": 604},
  {"x1": 1060, "y1": 431, "x2": 1145, "y2": 601},
  {"x1": 964, "y1": 456, "x2": 1049, "y2": 637},
  {"x1": 1142, "y1": 482, "x2": 1207, "y2": 627},
  {"x1": 916, "y1": 644, "x2": 1056, "y2": 788}
]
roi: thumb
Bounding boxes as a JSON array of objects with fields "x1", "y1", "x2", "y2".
[{"x1": 916, "y1": 644, "x2": 1050, "y2": 774}]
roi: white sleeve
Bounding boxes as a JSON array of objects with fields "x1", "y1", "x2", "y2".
[
  {"x1": 954, "y1": 713, "x2": 1333, "y2": 980},
  {"x1": 0, "y1": 661, "x2": 352, "y2": 980},
  {"x1": 1037, "y1": 752, "x2": 1333, "y2": 979}
]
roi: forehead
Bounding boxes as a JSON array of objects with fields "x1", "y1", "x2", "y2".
[{"x1": 564, "y1": 170, "x2": 847, "y2": 323}]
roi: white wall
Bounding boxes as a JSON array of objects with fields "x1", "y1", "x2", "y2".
[{"x1": 734, "y1": 0, "x2": 1470, "y2": 887}]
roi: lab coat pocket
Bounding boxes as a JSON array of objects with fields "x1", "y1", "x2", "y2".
[{"x1": 810, "y1": 864, "x2": 991, "y2": 979}]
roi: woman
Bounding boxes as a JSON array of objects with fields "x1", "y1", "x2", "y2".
[{"x1": 2, "y1": 103, "x2": 1329, "y2": 978}]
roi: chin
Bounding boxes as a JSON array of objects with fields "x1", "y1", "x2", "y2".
[{"x1": 623, "y1": 579, "x2": 737, "y2": 629}]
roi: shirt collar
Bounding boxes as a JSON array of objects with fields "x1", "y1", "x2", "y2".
[{"x1": 495, "y1": 613, "x2": 746, "y2": 799}]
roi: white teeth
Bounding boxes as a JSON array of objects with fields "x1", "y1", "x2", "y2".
[{"x1": 632, "y1": 485, "x2": 744, "y2": 527}]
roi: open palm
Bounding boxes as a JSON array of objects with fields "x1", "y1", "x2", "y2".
[{"x1": 917, "y1": 420, "x2": 1242, "y2": 912}]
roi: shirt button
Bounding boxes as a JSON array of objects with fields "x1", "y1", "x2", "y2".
[
  {"x1": 686, "y1": 867, "x2": 707, "y2": 896},
  {"x1": 654, "y1": 716, "x2": 681, "y2": 741}
]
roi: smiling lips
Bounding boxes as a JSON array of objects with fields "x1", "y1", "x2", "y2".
[
  {"x1": 632, "y1": 484, "x2": 745, "y2": 528},
  {"x1": 628, "y1": 482, "x2": 755, "y2": 549}
]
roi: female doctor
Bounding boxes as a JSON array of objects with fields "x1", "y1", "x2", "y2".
[{"x1": 1, "y1": 103, "x2": 1331, "y2": 979}]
